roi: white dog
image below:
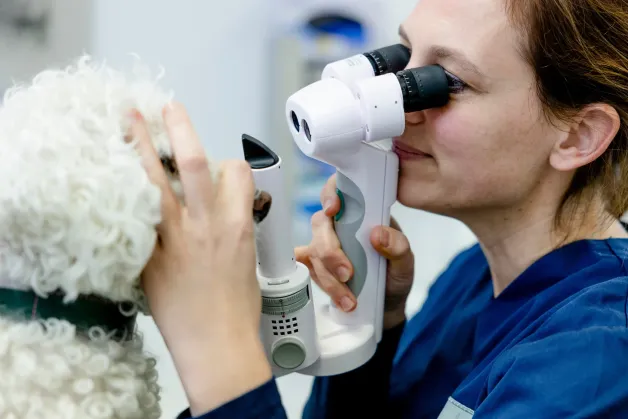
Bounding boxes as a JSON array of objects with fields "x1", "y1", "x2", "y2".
[{"x1": 0, "y1": 56, "x2": 271, "y2": 419}]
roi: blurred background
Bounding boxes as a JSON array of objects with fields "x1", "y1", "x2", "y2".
[{"x1": 0, "y1": 0, "x2": 477, "y2": 417}]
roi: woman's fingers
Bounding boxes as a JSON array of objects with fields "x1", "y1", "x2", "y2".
[
  {"x1": 294, "y1": 211, "x2": 356, "y2": 311},
  {"x1": 129, "y1": 109, "x2": 179, "y2": 234},
  {"x1": 294, "y1": 246, "x2": 313, "y2": 271},
  {"x1": 163, "y1": 101, "x2": 215, "y2": 220},
  {"x1": 310, "y1": 210, "x2": 340, "y2": 248},
  {"x1": 319, "y1": 174, "x2": 340, "y2": 217},
  {"x1": 310, "y1": 257, "x2": 356, "y2": 312},
  {"x1": 310, "y1": 211, "x2": 353, "y2": 280},
  {"x1": 215, "y1": 159, "x2": 256, "y2": 228},
  {"x1": 370, "y1": 223, "x2": 414, "y2": 282}
]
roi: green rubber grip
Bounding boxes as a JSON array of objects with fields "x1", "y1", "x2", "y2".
[{"x1": 334, "y1": 172, "x2": 368, "y2": 298}]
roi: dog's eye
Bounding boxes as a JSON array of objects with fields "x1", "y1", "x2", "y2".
[
  {"x1": 253, "y1": 190, "x2": 272, "y2": 223},
  {"x1": 159, "y1": 155, "x2": 178, "y2": 175}
]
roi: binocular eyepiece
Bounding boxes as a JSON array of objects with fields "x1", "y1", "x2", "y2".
[
  {"x1": 362, "y1": 44, "x2": 412, "y2": 76},
  {"x1": 285, "y1": 43, "x2": 452, "y2": 153},
  {"x1": 360, "y1": 44, "x2": 450, "y2": 113}
]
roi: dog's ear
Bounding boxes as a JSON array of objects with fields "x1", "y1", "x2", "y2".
[{"x1": 252, "y1": 190, "x2": 272, "y2": 223}]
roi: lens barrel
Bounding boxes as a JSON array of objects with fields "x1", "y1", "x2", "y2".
[
  {"x1": 396, "y1": 65, "x2": 450, "y2": 112},
  {"x1": 363, "y1": 44, "x2": 411, "y2": 76}
]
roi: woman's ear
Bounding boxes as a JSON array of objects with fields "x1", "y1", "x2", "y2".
[{"x1": 549, "y1": 104, "x2": 620, "y2": 171}]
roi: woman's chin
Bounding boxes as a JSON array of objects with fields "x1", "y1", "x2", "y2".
[
  {"x1": 396, "y1": 178, "x2": 448, "y2": 215},
  {"x1": 396, "y1": 181, "x2": 431, "y2": 210}
]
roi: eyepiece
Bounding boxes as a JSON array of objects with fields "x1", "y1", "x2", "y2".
[
  {"x1": 396, "y1": 65, "x2": 450, "y2": 113},
  {"x1": 363, "y1": 44, "x2": 411, "y2": 76}
]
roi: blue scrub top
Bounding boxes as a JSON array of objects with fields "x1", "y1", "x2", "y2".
[{"x1": 179, "y1": 236, "x2": 628, "y2": 418}]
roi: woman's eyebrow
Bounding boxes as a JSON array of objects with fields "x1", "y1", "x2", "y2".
[
  {"x1": 398, "y1": 25, "x2": 487, "y2": 84},
  {"x1": 431, "y1": 45, "x2": 487, "y2": 80}
]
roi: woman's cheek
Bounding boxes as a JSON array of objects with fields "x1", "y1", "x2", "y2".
[{"x1": 429, "y1": 107, "x2": 489, "y2": 161}]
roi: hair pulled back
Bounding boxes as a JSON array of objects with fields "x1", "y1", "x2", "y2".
[{"x1": 506, "y1": 0, "x2": 628, "y2": 228}]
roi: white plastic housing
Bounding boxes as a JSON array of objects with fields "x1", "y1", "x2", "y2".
[
  {"x1": 355, "y1": 73, "x2": 405, "y2": 142},
  {"x1": 250, "y1": 151, "x2": 322, "y2": 375},
  {"x1": 283, "y1": 67, "x2": 402, "y2": 375},
  {"x1": 286, "y1": 72, "x2": 405, "y2": 170},
  {"x1": 297, "y1": 142, "x2": 399, "y2": 376},
  {"x1": 251, "y1": 157, "x2": 296, "y2": 279},
  {"x1": 258, "y1": 263, "x2": 320, "y2": 377},
  {"x1": 321, "y1": 54, "x2": 375, "y2": 91}
]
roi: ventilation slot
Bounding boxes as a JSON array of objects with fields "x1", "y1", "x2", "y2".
[{"x1": 272, "y1": 317, "x2": 299, "y2": 336}]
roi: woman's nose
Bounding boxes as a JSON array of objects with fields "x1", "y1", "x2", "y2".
[{"x1": 405, "y1": 111, "x2": 425, "y2": 125}]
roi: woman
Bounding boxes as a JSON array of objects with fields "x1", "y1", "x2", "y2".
[{"x1": 135, "y1": 0, "x2": 628, "y2": 417}]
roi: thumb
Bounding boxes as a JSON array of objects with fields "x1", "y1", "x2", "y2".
[{"x1": 370, "y1": 225, "x2": 414, "y2": 281}]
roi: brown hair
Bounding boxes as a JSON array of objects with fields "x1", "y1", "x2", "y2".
[{"x1": 505, "y1": 0, "x2": 628, "y2": 231}]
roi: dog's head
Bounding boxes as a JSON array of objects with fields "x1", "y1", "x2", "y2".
[{"x1": 0, "y1": 56, "x2": 271, "y2": 308}]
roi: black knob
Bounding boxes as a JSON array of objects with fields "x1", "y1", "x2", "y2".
[
  {"x1": 363, "y1": 44, "x2": 411, "y2": 76},
  {"x1": 396, "y1": 65, "x2": 450, "y2": 113}
]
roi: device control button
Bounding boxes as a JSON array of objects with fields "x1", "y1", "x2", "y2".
[
  {"x1": 272, "y1": 340, "x2": 306, "y2": 369},
  {"x1": 268, "y1": 279, "x2": 289, "y2": 286},
  {"x1": 334, "y1": 188, "x2": 345, "y2": 221}
]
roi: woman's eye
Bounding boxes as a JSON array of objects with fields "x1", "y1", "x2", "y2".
[{"x1": 443, "y1": 70, "x2": 467, "y2": 94}]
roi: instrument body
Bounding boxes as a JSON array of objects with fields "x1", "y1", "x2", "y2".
[{"x1": 245, "y1": 43, "x2": 451, "y2": 376}]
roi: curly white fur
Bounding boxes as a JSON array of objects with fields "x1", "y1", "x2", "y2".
[
  {"x1": 0, "y1": 55, "x2": 184, "y2": 304},
  {"x1": 0, "y1": 319, "x2": 160, "y2": 419},
  {"x1": 0, "y1": 55, "x2": 202, "y2": 419}
]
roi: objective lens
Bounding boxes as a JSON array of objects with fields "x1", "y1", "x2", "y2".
[
  {"x1": 396, "y1": 65, "x2": 450, "y2": 113},
  {"x1": 302, "y1": 119, "x2": 312, "y2": 142},
  {"x1": 291, "y1": 111, "x2": 300, "y2": 132},
  {"x1": 363, "y1": 44, "x2": 411, "y2": 76}
]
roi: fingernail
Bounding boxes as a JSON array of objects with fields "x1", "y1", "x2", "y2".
[
  {"x1": 336, "y1": 266, "x2": 351, "y2": 282},
  {"x1": 323, "y1": 199, "x2": 333, "y2": 212},
  {"x1": 129, "y1": 109, "x2": 142, "y2": 120},
  {"x1": 379, "y1": 228, "x2": 390, "y2": 248},
  {"x1": 340, "y1": 296, "x2": 355, "y2": 312}
]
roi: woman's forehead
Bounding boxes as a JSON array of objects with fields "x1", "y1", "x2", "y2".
[
  {"x1": 404, "y1": 0, "x2": 525, "y2": 78},
  {"x1": 405, "y1": 0, "x2": 514, "y2": 46}
]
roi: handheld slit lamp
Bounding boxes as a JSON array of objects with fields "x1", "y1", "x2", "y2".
[{"x1": 243, "y1": 43, "x2": 451, "y2": 377}]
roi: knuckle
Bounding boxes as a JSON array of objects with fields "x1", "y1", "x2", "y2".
[
  {"x1": 321, "y1": 248, "x2": 346, "y2": 266},
  {"x1": 224, "y1": 214, "x2": 253, "y2": 235},
  {"x1": 310, "y1": 210, "x2": 327, "y2": 227},
  {"x1": 234, "y1": 159, "x2": 253, "y2": 174},
  {"x1": 178, "y1": 154, "x2": 209, "y2": 172},
  {"x1": 223, "y1": 159, "x2": 253, "y2": 177},
  {"x1": 186, "y1": 222, "x2": 211, "y2": 245},
  {"x1": 310, "y1": 239, "x2": 331, "y2": 259},
  {"x1": 318, "y1": 278, "x2": 340, "y2": 295}
]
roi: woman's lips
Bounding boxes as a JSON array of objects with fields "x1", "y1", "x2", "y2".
[{"x1": 392, "y1": 140, "x2": 432, "y2": 160}]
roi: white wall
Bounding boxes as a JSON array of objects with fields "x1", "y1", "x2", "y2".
[
  {"x1": 90, "y1": 0, "x2": 271, "y2": 162},
  {"x1": 0, "y1": 0, "x2": 92, "y2": 93},
  {"x1": 0, "y1": 1, "x2": 476, "y2": 418}
]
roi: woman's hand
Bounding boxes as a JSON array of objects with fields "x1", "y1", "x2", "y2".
[
  {"x1": 129, "y1": 103, "x2": 271, "y2": 415},
  {"x1": 295, "y1": 174, "x2": 415, "y2": 329}
]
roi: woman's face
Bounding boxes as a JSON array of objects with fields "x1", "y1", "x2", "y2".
[{"x1": 395, "y1": 0, "x2": 562, "y2": 216}]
